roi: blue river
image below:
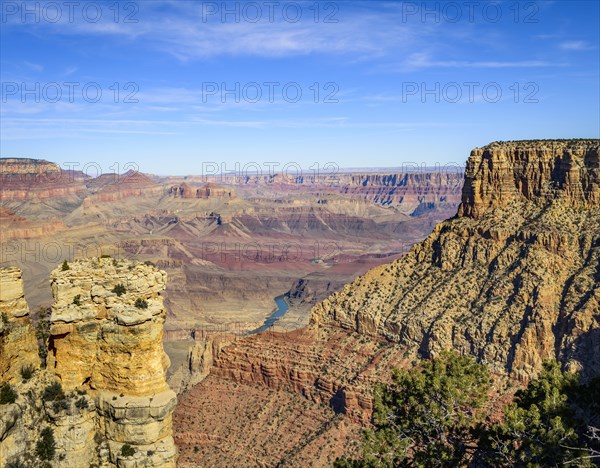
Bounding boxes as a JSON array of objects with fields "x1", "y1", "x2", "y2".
[{"x1": 250, "y1": 295, "x2": 289, "y2": 334}]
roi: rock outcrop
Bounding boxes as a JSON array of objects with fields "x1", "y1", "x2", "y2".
[
  {"x1": 167, "y1": 182, "x2": 234, "y2": 200},
  {"x1": 48, "y1": 258, "x2": 177, "y2": 466},
  {"x1": 0, "y1": 267, "x2": 39, "y2": 385},
  {"x1": 85, "y1": 171, "x2": 164, "y2": 202},
  {"x1": 0, "y1": 260, "x2": 177, "y2": 467},
  {"x1": 312, "y1": 140, "x2": 600, "y2": 381},
  {"x1": 0, "y1": 267, "x2": 41, "y2": 465}
]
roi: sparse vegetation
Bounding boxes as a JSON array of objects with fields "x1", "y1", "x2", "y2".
[
  {"x1": 36, "y1": 427, "x2": 56, "y2": 461},
  {"x1": 73, "y1": 294, "x2": 81, "y2": 306},
  {"x1": 0, "y1": 383, "x2": 18, "y2": 404},
  {"x1": 43, "y1": 381, "x2": 66, "y2": 402},
  {"x1": 52, "y1": 398, "x2": 70, "y2": 412},
  {"x1": 20, "y1": 364, "x2": 35, "y2": 381},
  {"x1": 121, "y1": 443, "x2": 136, "y2": 457},
  {"x1": 5, "y1": 457, "x2": 26, "y2": 468},
  {"x1": 112, "y1": 283, "x2": 126, "y2": 296},
  {"x1": 75, "y1": 396, "x2": 89, "y2": 410},
  {"x1": 35, "y1": 307, "x2": 51, "y2": 368},
  {"x1": 336, "y1": 358, "x2": 600, "y2": 467},
  {"x1": 61, "y1": 260, "x2": 70, "y2": 271},
  {"x1": 134, "y1": 298, "x2": 148, "y2": 309}
]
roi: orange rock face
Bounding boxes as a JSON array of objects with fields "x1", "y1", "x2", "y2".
[{"x1": 0, "y1": 267, "x2": 39, "y2": 385}]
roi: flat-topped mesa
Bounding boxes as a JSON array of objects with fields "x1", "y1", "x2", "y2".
[
  {"x1": 0, "y1": 157, "x2": 85, "y2": 202},
  {"x1": 458, "y1": 139, "x2": 600, "y2": 218},
  {"x1": 0, "y1": 157, "x2": 61, "y2": 176},
  {"x1": 0, "y1": 267, "x2": 39, "y2": 385},
  {"x1": 48, "y1": 258, "x2": 177, "y2": 467}
]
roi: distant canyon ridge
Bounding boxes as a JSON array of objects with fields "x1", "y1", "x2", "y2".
[{"x1": 0, "y1": 156, "x2": 463, "y2": 382}]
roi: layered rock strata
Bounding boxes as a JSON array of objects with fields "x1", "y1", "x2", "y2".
[
  {"x1": 48, "y1": 258, "x2": 177, "y2": 466},
  {"x1": 0, "y1": 267, "x2": 39, "y2": 385},
  {"x1": 312, "y1": 139, "x2": 600, "y2": 381},
  {"x1": 0, "y1": 260, "x2": 177, "y2": 467},
  {"x1": 0, "y1": 158, "x2": 85, "y2": 202}
]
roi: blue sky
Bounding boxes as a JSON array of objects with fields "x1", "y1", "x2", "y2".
[{"x1": 1, "y1": 0, "x2": 599, "y2": 175}]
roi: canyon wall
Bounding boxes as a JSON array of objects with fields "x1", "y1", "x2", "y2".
[
  {"x1": 170, "y1": 139, "x2": 599, "y2": 466},
  {"x1": 0, "y1": 158, "x2": 85, "y2": 203},
  {"x1": 312, "y1": 140, "x2": 600, "y2": 381}
]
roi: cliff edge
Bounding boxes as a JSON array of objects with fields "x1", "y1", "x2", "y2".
[{"x1": 311, "y1": 139, "x2": 599, "y2": 381}]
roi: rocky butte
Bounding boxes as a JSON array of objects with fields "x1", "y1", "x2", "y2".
[
  {"x1": 174, "y1": 139, "x2": 600, "y2": 465},
  {"x1": 0, "y1": 259, "x2": 177, "y2": 467},
  {"x1": 312, "y1": 139, "x2": 599, "y2": 380}
]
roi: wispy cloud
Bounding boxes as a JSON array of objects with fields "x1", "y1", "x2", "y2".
[
  {"x1": 560, "y1": 40, "x2": 594, "y2": 51},
  {"x1": 1, "y1": 2, "x2": 422, "y2": 60},
  {"x1": 397, "y1": 53, "x2": 561, "y2": 71},
  {"x1": 24, "y1": 61, "x2": 43, "y2": 72}
]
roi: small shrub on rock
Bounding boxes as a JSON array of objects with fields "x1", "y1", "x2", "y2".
[
  {"x1": 112, "y1": 284, "x2": 126, "y2": 297},
  {"x1": 75, "y1": 396, "x2": 89, "y2": 410},
  {"x1": 21, "y1": 364, "x2": 35, "y2": 381},
  {"x1": 36, "y1": 427, "x2": 56, "y2": 461},
  {"x1": 52, "y1": 398, "x2": 69, "y2": 413},
  {"x1": 134, "y1": 298, "x2": 148, "y2": 309},
  {"x1": 43, "y1": 382, "x2": 65, "y2": 402},
  {"x1": 72, "y1": 294, "x2": 81, "y2": 306},
  {"x1": 0, "y1": 383, "x2": 17, "y2": 404},
  {"x1": 121, "y1": 444, "x2": 135, "y2": 457},
  {"x1": 61, "y1": 260, "x2": 70, "y2": 271}
]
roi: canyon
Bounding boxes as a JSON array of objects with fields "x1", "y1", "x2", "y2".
[
  {"x1": 173, "y1": 139, "x2": 600, "y2": 466},
  {"x1": 0, "y1": 157, "x2": 463, "y2": 385},
  {"x1": 2, "y1": 139, "x2": 598, "y2": 466}
]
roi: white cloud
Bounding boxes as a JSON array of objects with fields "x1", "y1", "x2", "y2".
[
  {"x1": 560, "y1": 41, "x2": 593, "y2": 51},
  {"x1": 23, "y1": 61, "x2": 43, "y2": 72},
  {"x1": 402, "y1": 52, "x2": 559, "y2": 70}
]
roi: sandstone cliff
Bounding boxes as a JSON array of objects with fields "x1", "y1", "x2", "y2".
[
  {"x1": 0, "y1": 267, "x2": 41, "y2": 464},
  {"x1": 312, "y1": 139, "x2": 600, "y2": 381},
  {"x1": 48, "y1": 258, "x2": 177, "y2": 466},
  {"x1": 0, "y1": 260, "x2": 177, "y2": 467},
  {"x1": 0, "y1": 267, "x2": 39, "y2": 385}
]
